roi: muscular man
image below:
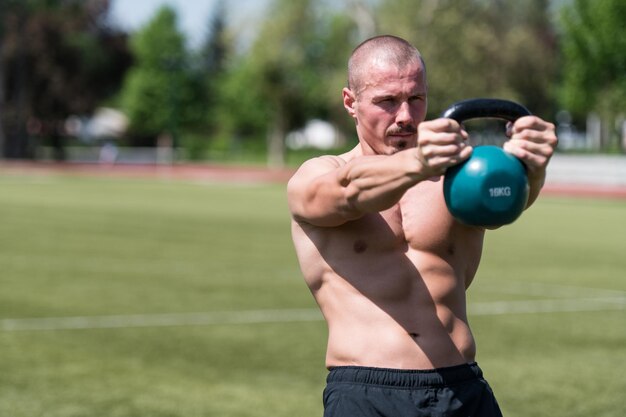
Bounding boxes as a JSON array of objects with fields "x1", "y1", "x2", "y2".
[{"x1": 288, "y1": 35, "x2": 557, "y2": 416}]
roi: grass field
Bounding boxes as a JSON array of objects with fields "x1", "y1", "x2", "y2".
[{"x1": 0, "y1": 172, "x2": 624, "y2": 417}]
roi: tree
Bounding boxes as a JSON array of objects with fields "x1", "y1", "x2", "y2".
[
  {"x1": 199, "y1": 0, "x2": 229, "y2": 76},
  {"x1": 120, "y1": 5, "x2": 192, "y2": 147},
  {"x1": 559, "y1": 0, "x2": 626, "y2": 150},
  {"x1": 497, "y1": 0, "x2": 558, "y2": 118},
  {"x1": 196, "y1": 1, "x2": 231, "y2": 135},
  {"x1": 245, "y1": 0, "x2": 321, "y2": 166},
  {"x1": 0, "y1": 0, "x2": 131, "y2": 159},
  {"x1": 215, "y1": 0, "x2": 356, "y2": 167},
  {"x1": 375, "y1": 0, "x2": 558, "y2": 119}
]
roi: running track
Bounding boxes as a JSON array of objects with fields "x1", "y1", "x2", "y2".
[{"x1": 1, "y1": 160, "x2": 625, "y2": 200}]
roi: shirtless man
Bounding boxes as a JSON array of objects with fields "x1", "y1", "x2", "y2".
[{"x1": 287, "y1": 35, "x2": 557, "y2": 416}]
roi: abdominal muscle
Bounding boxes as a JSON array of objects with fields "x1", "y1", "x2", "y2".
[{"x1": 319, "y1": 251, "x2": 477, "y2": 370}]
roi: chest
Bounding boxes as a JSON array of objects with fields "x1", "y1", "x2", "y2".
[
  {"x1": 398, "y1": 178, "x2": 460, "y2": 252},
  {"x1": 332, "y1": 179, "x2": 469, "y2": 255}
]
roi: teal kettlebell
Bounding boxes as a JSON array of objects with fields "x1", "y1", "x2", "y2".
[{"x1": 442, "y1": 98, "x2": 531, "y2": 227}]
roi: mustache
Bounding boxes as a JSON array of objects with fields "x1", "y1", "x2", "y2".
[{"x1": 386, "y1": 125, "x2": 417, "y2": 135}]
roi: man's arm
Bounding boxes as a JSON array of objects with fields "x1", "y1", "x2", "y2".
[
  {"x1": 287, "y1": 119, "x2": 472, "y2": 227},
  {"x1": 287, "y1": 151, "x2": 423, "y2": 227}
]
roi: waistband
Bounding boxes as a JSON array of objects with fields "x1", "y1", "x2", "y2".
[{"x1": 327, "y1": 362, "x2": 483, "y2": 388}]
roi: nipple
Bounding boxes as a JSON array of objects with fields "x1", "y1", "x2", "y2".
[{"x1": 353, "y1": 239, "x2": 368, "y2": 254}]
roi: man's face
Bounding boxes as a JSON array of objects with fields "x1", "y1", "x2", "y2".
[{"x1": 343, "y1": 60, "x2": 428, "y2": 155}]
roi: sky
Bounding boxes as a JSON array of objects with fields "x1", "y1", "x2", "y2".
[{"x1": 109, "y1": 0, "x2": 269, "y2": 49}]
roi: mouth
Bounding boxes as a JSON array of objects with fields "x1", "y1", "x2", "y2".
[
  {"x1": 387, "y1": 125, "x2": 417, "y2": 136},
  {"x1": 388, "y1": 129, "x2": 416, "y2": 136},
  {"x1": 386, "y1": 136, "x2": 412, "y2": 151},
  {"x1": 387, "y1": 128, "x2": 417, "y2": 144},
  {"x1": 385, "y1": 126, "x2": 417, "y2": 151}
]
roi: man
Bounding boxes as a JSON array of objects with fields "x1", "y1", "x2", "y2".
[{"x1": 287, "y1": 35, "x2": 557, "y2": 416}]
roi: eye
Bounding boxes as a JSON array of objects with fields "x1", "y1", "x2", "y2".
[{"x1": 374, "y1": 97, "x2": 396, "y2": 108}]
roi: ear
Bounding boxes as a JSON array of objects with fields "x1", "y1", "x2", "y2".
[{"x1": 342, "y1": 88, "x2": 357, "y2": 119}]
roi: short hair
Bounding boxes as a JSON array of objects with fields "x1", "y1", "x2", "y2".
[{"x1": 348, "y1": 35, "x2": 426, "y2": 94}]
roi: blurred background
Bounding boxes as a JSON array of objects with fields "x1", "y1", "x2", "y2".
[
  {"x1": 0, "y1": 0, "x2": 624, "y2": 169},
  {"x1": 1, "y1": 2, "x2": 625, "y2": 416}
]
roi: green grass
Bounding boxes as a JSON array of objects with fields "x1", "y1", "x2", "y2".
[{"x1": 0, "y1": 173, "x2": 624, "y2": 416}]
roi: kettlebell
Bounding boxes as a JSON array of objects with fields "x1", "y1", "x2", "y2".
[{"x1": 442, "y1": 98, "x2": 531, "y2": 227}]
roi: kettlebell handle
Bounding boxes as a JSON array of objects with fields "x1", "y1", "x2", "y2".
[{"x1": 441, "y1": 98, "x2": 531, "y2": 123}]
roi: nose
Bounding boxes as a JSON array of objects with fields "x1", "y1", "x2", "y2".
[{"x1": 396, "y1": 101, "x2": 413, "y2": 126}]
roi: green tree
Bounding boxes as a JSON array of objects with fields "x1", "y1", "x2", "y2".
[
  {"x1": 194, "y1": 1, "x2": 232, "y2": 142},
  {"x1": 559, "y1": 0, "x2": 626, "y2": 150},
  {"x1": 248, "y1": 0, "x2": 322, "y2": 166},
  {"x1": 310, "y1": 11, "x2": 360, "y2": 136},
  {"x1": 213, "y1": 57, "x2": 269, "y2": 147},
  {"x1": 215, "y1": 0, "x2": 356, "y2": 166},
  {"x1": 165, "y1": 0, "x2": 242, "y2": 161},
  {"x1": 0, "y1": 0, "x2": 131, "y2": 159},
  {"x1": 120, "y1": 5, "x2": 191, "y2": 146},
  {"x1": 375, "y1": 0, "x2": 558, "y2": 119},
  {"x1": 498, "y1": 0, "x2": 558, "y2": 118},
  {"x1": 200, "y1": 0, "x2": 229, "y2": 76}
]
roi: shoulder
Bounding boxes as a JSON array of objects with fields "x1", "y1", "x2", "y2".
[
  {"x1": 287, "y1": 155, "x2": 347, "y2": 190},
  {"x1": 295, "y1": 154, "x2": 347, "y2": 173},
  {"x1": 286, "y1": 154, "x2": 355, "y2": 226},
  {"x1": 289, "y1": 146, "x2": 362, "y2": 182}
]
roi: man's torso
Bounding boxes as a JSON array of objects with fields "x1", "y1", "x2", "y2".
[{"x1": 291, "y1": 177, "x2": 485, "y2": 369}]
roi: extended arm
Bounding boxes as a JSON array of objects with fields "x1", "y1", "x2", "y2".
[
  {"x1": 287, "y1": 119, "x2": 472, "y2": 227},
  {"x1": 288, "y1": 151, "x2": 422, "y2": 227}
]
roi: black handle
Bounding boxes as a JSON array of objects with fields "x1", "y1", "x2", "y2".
[{"x1": 441, "y1": 98, "x2": 531, "y2": 123}]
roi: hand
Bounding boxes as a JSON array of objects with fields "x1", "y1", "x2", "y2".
[
  {"x1": 415, "y1": 118, "x2": 473, "y2": 177},
  {"x1": 503, "y1": 116, "x2": 558, "y2": 179}
]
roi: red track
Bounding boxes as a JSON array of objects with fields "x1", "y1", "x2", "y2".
[
  {"x1": 0, "y1": 161, "x2": 295, "y2": 184},
  {"x1": 1, "y1": 161, "x2": 625, "y2": 200}
]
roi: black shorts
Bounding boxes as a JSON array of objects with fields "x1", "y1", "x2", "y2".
[{"x1": 323, "y1": 363, "x2": 503, "y2": 417}]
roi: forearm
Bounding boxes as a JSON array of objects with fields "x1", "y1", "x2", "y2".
[
  {"x1": 525, "y1": 170, "x2": 547, "y2": 209},
  {"x1": 338, "y1": 148, "x2": 426, "y2": 215}
]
